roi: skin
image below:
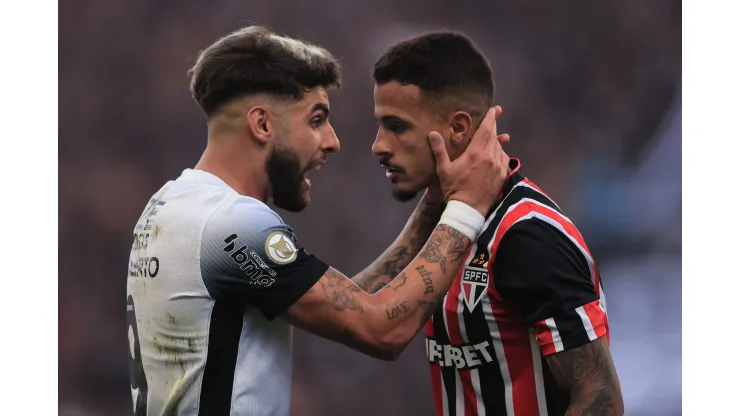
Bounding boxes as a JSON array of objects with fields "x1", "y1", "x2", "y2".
[
  {"x1": 195, "y1": 88, "x2": 338, "y2": 209},
  {"x1": 369, "y1": 81, "x2": 623, "y2": 414},
  {"x1": 195, "y1": 86, "x2": 511, "y2": 362}
]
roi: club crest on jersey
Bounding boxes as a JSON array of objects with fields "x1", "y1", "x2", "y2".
[
  {"x1": 462, "y1": 265, "x2": 489, "y2": 311},
  {"x1": 265, "y1": 232, "x2": 298, "y2": 264}
]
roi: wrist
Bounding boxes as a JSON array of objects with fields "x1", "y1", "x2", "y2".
[{"x1": 438, "y1": 200, "x2": 485, "y2": 241}]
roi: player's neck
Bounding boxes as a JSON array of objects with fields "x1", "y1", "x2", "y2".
[{"x1": 195, "y1": 140, "x2": 269, "y2": 202}]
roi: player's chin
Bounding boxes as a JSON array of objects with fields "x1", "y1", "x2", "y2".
[{"x1": 391, "y1": 181, "x2": 423, "y2": 203}]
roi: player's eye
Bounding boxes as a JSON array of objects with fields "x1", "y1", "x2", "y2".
[
  {"x1": 310, "y1": 115, "x2": 326, "y2": 128},
  {"x1": 387, "y1": 122, "x2": 406, "y2": 134}
]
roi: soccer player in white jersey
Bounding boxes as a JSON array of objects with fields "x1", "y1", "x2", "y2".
[{"x1": 126, "y1": 26, "x2": 511, "y2": 416}]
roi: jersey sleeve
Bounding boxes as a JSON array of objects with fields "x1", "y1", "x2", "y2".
[
  {"x1": 493, "y1": 219, "x2": 607, "y2": 356},
  {"x1": 200, "y1": 197, "x2": 329, "y2": 320}
]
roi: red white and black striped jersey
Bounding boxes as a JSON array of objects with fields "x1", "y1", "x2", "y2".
[{"x1": 425, "y1": 159, "x2": 609, "y2": 416}]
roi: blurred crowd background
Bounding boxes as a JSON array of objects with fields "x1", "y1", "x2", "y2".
[{"x1": 59, "y1": 0, "x2": 682, "y2": 415}]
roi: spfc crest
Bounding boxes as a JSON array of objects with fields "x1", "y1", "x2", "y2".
[{"x1": 462, "y1": 265, "x2": 489, "y2": 311}]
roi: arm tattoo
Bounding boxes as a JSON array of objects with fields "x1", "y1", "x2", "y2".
[
  {"x1": 390, "y1": 271, "x2": 409, "y2": 291},
  {"x1": 444, "y1": 225, "x2": 469, "y2": 262},
  {"x1": 419, "y1": 235, "x2": 446, "y2": 272},
  {"x1": 417, "y1": 294, "x2": 445, "y2": 327},
  {"x1": 546, "y1": 337, "x2": 624, "y2": 416},
  {"x1": 418, "y1": 225, "x2": 469, "y2": 272},
  {"x1": 354, "y1": 246, "x2": 410, "y2": 293},
  {"x1": 385, "y1": 301, "x2": 410, "y2": 319},
  {"x1": 353, "y1": 195, "x2": 444, "y2": 294},
  {"x1": 409, "y1": 196, "x2": 445, "y2": 254},
  {"x1": 416, "y1": 265, "x2": 435, "y2": 294},
  {"x1": 319, "y1": 268, "x2": 364, "y2": 313}
]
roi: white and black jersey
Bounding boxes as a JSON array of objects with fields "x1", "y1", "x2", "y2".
[{"x1": 126, "y1": 169, "x2": 328, "y2": 416}]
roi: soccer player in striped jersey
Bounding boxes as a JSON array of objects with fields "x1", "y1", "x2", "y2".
[
  {"x1": 126, "y1": 26, "x2": 512, "y2": 415},
  {"x1": 361, "y1": 31, "x2": 624, "y2": 415}
]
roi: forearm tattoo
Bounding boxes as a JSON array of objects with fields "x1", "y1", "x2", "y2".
[
  {"x1": 354, "y1": 196, "x2": 444, "y2": 293},
  {"x1": 320, "y1": 268, "x2": 364, "y2": 313}
]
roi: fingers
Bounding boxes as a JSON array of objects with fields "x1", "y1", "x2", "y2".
[
  {"x1": 468, "y1": 107, "x2": 497, "y2": 150},
  {"x1": 497, "y1": 134, "x2": 510, "y2": 144},
  {"x1": 482, "y1": 106, "x2": 502, "y2": 152},
  {"x1": 428, "y1": 131, "x2": 451, "y2": 172}
]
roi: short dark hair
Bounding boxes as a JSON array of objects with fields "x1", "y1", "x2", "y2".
[
  {"x1": 188, "y1": 26, "x2": 342, "y2": 117},
  {"x1": 373, "y1": 31, "x2": 494, "y2": 121}
]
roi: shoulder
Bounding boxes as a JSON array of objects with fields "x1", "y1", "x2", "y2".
[
  {"x1": 209, "y1": 195, "x2": 285, "y2": 229},
  {"x1": 202, "y1": 195, "x2": 301, "y2": 265},
  {"x1": 203, "y1": 196, "x2": 290, "y2": 244}
]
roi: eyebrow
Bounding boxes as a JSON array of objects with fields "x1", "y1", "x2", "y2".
[
  {"x1": 377, "y1": 115, "x2": 413, "y2": 126},
  {"x1": 311, "y1": 103, "x2": 330, "y2": 116}
]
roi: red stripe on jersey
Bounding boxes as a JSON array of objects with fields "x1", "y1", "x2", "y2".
[
  {"x1": 533, "y1": 320, "x2": 557, "y2": 356},
  {"x1": 426, "y1": 319, "x2": 444, "y2": 416},
  {"x1": 486, "y1": 203, "x2": 534, "y2": 303},
  {"x1": 523, "y1": 201, "x2": 594, "y2": 265},
  {"x1": 443, "y1": 267, "x2": 478, "y2": 416},
  {"x1": 520, "y1": 202, "x2": 610, "y2": 337},
  {"x1": 521, "y1": 201, "x2": 605, "y2": 310},
  {"x1": 521, "y1": 178, "x2": 549, "y2": 198},
  {"x1": 484, "y1": 290, "x2": 541, "y2": 416},
  {"x1": 583, "y1": 299, "x2": 608, "y2": 339},
  {"x1": 485, "y1": 203, "x2": 547, "y2": 416},
  {"x1": 488, "y1": 201, "x2": 572, "y2": 415}
]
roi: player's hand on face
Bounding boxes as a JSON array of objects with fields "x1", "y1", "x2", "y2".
[
  {"x1": 428, "y1": 106, "x2": 510, "y2": 216},
  {"x1": 425, "y1": 130, "x2": 509, "y2": 205}
]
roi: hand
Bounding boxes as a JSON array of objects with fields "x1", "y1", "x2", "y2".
[
  {"x1": 428, "y1": 106, "x2": 510, "y2": 216},
  {"x1": 425, "y1": 129, "x2": 510, "y2": 205}
]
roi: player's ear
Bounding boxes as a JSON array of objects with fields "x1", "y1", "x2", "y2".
[
  {"x1": 449, "y1": 111, "x2": 474, "y2": 152},
  {"x1": 246, "y1": 106, "x2": 274, "y2": 144}
]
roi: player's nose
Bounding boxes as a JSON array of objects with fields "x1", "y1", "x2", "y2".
[
  {"x1": 322, "y1": 124, "x2": 340, "y2": 154},
  {"x1": 372, "y1": 129, "x2": 390, "y2": 156}
]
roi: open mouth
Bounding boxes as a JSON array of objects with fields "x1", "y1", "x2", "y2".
[{"x1": 303, "y1": 162, "x2": 325, "y2": 189}]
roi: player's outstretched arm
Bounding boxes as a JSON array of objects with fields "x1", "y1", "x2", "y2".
[
  {"x1": 546, "y1": 338, "x2": 624, "y2": 416},
  {"x1": 283, "y1": 107, "x2": 509, "y2": 359},
  {"x1": 281, "y1": 223, "x2": 471, "y2": 360},
  {"x1": 351, "y1": 190, "x2": 445, "y2": 294}
]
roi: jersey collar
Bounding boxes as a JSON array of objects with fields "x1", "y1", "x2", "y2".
[
  {"x1": 486, "y1": 158, "x2": 524, "y2": 218},
  {"x1": 179, "y1": 169, "x2": 235, "y2": 191}
]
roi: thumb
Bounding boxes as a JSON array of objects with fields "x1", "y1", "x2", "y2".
[{"x1": 428, "y1": 131, "x2": 451, "y2": 172}]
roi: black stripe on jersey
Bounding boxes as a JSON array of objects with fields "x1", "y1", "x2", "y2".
[
  {"x1": 198, "y1": 300, "x2": 246, "y2": 416},
  {"x1": 468, "y1": 183, "x2": 563, "y2": 270},
  {"x1": 556, "y1": 307, "x2": 592, "y2": 350},
  {"x1": 542, "y1": 355, "x2": 569, "y2": 415},
  {"x1": 432, "y1": 307, "x2": 458, "y2": 416},
  {"x1": 463, "y1": 298, "x2": 508, "y2": 415}
]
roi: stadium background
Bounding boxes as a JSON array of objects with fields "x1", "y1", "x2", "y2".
[{"x1": 59, "y1": 0, "x2": 681, "y2": 414}]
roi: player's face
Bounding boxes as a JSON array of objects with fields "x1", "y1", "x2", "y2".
[
  {"x1": 372, "y1": 82, "x2": 450, "y2": 202},
  {"x1": 267, "y1": 88, "x2": 339, "y2": 212}
]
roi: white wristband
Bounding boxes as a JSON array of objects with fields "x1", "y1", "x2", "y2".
[{"x1": 438, "y1": 200, "x2": 485, "y2": 241}]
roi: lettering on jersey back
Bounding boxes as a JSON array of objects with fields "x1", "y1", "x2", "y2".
[
  {"x1": 128, "y1": 256, "x2": 160, "y2": 278},
  {"x1": 426, "y1": 338, "x2": 495, "y2": 370},
  {"x1": 135, "y1": 198, "x2": 166, "y2": 232},
  {"x1": 129, "y1": 198, "x2": 166, "y2": 279},
  {"x1": 223, "y1": 234, "x2": 276, "y2": 288}
]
